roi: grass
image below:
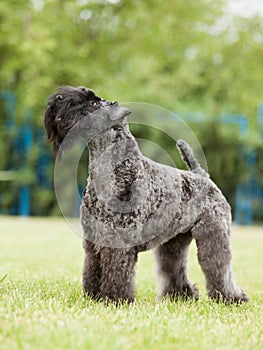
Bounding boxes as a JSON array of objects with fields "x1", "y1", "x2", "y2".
[{"x1": 0, "y1": 216, "x2": 262, "y2": 350}]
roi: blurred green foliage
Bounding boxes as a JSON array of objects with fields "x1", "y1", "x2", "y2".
[{"x1": 0, "y1": 0, "x2": 262, "y2": 217}]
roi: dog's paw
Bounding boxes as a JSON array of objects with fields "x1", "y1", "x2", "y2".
[
  {"x1": 102, "y1": 295, "x2": 135, "y2": 306},
  {"x1": 161, "y1": 284, "x2": 199, "y2": 301},
  {"x1": 210, "y1": 289, "x2": 249, "y2": 304}
]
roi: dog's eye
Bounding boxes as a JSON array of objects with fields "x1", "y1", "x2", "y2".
[
  {"x1": 68, "y1": 102, "x2": 76, "y2": 108},
  {"x1": 56, "y1": 95, "x2": 63, "y2": 101},
  {"x1": 89, "y1": 100, "x2": 99, "y2": 107}
]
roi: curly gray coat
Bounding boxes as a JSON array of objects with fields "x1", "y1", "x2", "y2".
[{"x1": 44, "y1": 86, "x2": 249, "y2": 304}]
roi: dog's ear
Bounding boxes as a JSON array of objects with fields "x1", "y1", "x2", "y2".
[
  {"x1": 43, "y1": 93, "x2": 65, "y2": 141},
  {"x1": 43, "y1": 104, "x2": 63, "y2": 155},
  {"x1": 109, "y1": 105, "x2": 131, "y2": 121},
  {"x1": 44, "y1": 105, "x2": 57, "y2": 142}
]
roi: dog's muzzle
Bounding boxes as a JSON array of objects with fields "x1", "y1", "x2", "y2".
[{"x1": 101, "y1": 100, "x2": 118, "y2": 107}]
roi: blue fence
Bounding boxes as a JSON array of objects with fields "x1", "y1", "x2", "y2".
[
  {"x1": 0, "y1": 91, "x2": 52, "y2": 216},
  {"x1": 0, "y1": 91, "x2": 262, "y2": 224}
]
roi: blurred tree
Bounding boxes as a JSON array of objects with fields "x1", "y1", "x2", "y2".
[
  {"x1": 1, "y1": 0, "x2": 262, "y2": 120},
  {"x1": 0, "y1": 0, "x2": 262, "y2": 216}
]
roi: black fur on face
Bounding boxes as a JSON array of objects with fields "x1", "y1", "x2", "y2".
[{"x1": 43, "y1": 86, "x2": 103, "y2": 154}]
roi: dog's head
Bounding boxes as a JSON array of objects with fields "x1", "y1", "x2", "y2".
[{"x1": 44, "y1": 86, "x2": 131, "y2": 154}]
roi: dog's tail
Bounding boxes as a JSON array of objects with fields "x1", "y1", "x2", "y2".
[{"x1": 176, "y1": 139, "x2": 209, "y2": 178}]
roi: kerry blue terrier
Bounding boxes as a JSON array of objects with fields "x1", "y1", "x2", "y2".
[{"x1": 44, "y1": 86, "x2": 249, "y2": 304}]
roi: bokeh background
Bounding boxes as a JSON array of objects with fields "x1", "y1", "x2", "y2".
[{"x1": 0, "y1": 0, "x2": 262, "y2": 224}]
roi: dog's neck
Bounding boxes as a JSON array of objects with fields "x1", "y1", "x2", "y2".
[{"x1": 88, "y1": 121, "x2": 141, "y2": 163}]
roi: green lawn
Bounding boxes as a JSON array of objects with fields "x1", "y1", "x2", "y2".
[{"x1": 0, "y1": 217, "x2": 262, "y2": 350}]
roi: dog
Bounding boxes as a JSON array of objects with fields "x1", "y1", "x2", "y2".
[{"x1": 44, "y1": 86, "x2": 249, "y2": 304}]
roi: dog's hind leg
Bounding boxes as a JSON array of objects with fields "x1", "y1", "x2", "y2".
[
  {"x1": 191, "y1": 209, "x2": 249, "y2": 303},
  {"x1": 82, "y1": 240, "x2": 101, "y2": 299},
  {"x1": 99, "y1": 247, "x2": 138, "y2": 304},
  {"x1": 154, "y1": 231, "x2": 199, "y2": 300}
]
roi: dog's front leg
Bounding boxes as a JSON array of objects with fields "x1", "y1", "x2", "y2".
[
  {"x1": 83, "y1": 240, "x2": 101, "y2": 299},
  {"x1": 99, "y1": 246, "x2": 138, "y2": 304}
]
